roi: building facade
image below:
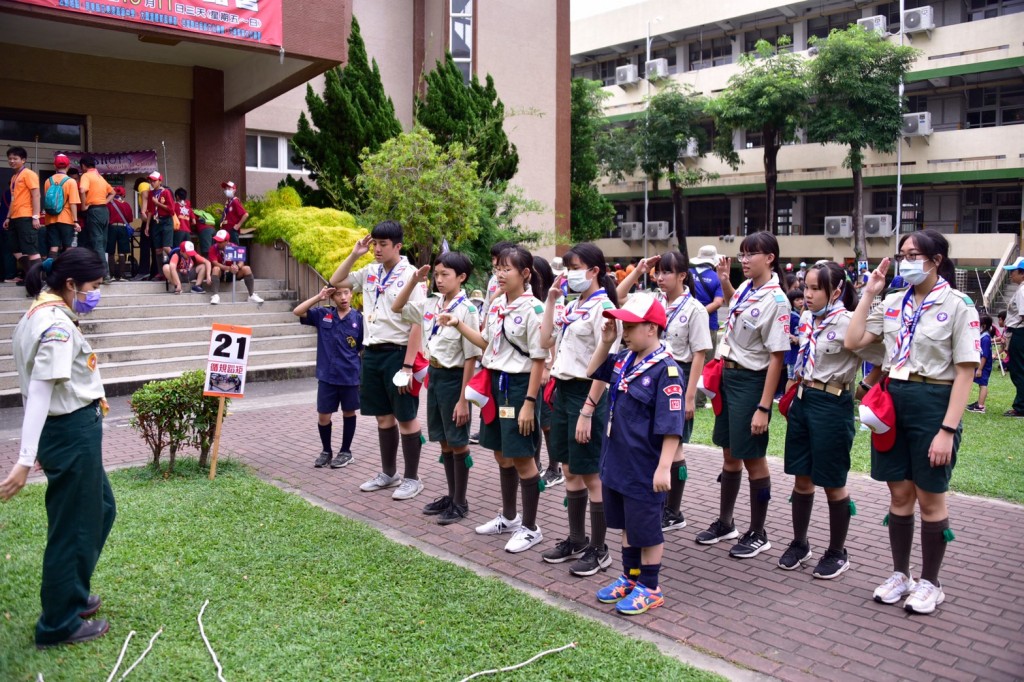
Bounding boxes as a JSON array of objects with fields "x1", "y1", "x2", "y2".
[
  {"x1": 571, "y1": 0, "x2": 1024, "y2": 264},
  {"x1": 245, "y1": 0, "x2": 572, "y2": 255}
]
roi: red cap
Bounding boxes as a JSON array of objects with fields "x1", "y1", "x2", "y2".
[
  {"x1": 464, "y1": 368, "x2": 496, "y2": 424},
  {"x1": 603, "y1": 293, "x2": 667, "y2": 330},
  {"x1": 221, "y1": 181, "x2": 237, "y2": 190},
  {"x1": 181, "y1": 240, "x2": 198, "y2": 256},
  {"x1": 213, "y1": 229, "x2": 230, "y2": 243},
  {"x1": 148, "y1": 171, "x2": 162, "y2": 181},
  {"x1": 698, "y1": 358, "x2": 724, "y2": 416},
  {"x1": 859, "y1": 384, "x2": 896, "y2": 452},
  {"x1": 53, "y1": 153, "x2": 70, "y2": 168},
  {"x1": 113, "y1": 185, "x2": 126, "y2": 196}
]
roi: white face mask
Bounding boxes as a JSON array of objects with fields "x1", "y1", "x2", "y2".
[
  {"x1": 899, "y1": 259, "x2": 929, "y2": 285},
  {"x1": 566, "y1": 269, "x2": 591, "y2": 293},
  {"x1": 224, "y1": 190, "x2": 235, "y2": 199}
]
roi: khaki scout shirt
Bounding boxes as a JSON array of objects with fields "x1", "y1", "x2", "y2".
[
  {"x1": 12, "y1": 293, "x2": 105, "y2": 415},
  {"x1": 482, "y1": 293, "x2": 548, "y2": 374},
  {"x1": 796, "y1": 309, "x2": 884, "y2": 385},
  {"x1": 663, "y1": 289, "x2": 713, "y2": 365},
  {"x1": 402, "y1": 291, "x2": 481, "y2": 368},
  {"x1": 866, "y1": 286, "x2": 980, "y2": 381},
  {"x1": 350, "y1": 257, "x2": 426, "y2": 346},
  {"x1": 550, "y1": 292, "x2": 618, "y2": 381},
  {"x1": 720, "y1": 278, "x2": 792, "y2": 371},
  {"x1": 1006, "y1": 283, "x2": 1024, "y2": 330}
]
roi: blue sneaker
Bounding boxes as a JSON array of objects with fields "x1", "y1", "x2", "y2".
[
  {"x1": 596, "y1": 575, "x2": 636, "y2": 604},
  {"x1": 615, "y1": 583, "x2": 665, "y2": 615}
]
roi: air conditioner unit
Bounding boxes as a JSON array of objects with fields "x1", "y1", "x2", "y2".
[
  {"x1": 824, "y1": 216, "x2": 853, "y2": 238},
  {"x1": 902, "y1": 112, "x2": 932, "y2": 137},
  {"x1": 678, "y1": 137, "x2": 700, "y2": 159},
  {"x1": 615, "y1": 64, "x2": 639, "y2": 87},
  {"x1": 620, "y1": 222, "x2": 643, "y2": 241},
  {"x1": 645, "y1": 58, "x2": 669, "y2": 80},
  {"x1": 864, "y1": 214, "x2": 894, "y2": 237},
  {"x1": 902, "y1": 6, "x2": 935, "y2": 33},
  {"x1": 647, "y1": 221, "x2": 671, "y2": 240},
  {"x1": 857, "y1": 15, "x2": 888, "y2": 35}
]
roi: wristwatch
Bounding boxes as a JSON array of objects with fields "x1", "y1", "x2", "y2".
[{"x1": 31, "y1": 214, "x2": 39, "y2": 220}]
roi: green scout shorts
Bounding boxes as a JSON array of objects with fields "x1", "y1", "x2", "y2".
[
  {"x1": 360, "y1": 345, "x2": 419, "y2": 422},
  {"x1": 712, "y1": 365, "x2": 770, "y2": 459},
  {"x1": 549, "y1": 378, "x2": 606, "y2": 475},
  {"x1": 426, "y1": 365, "x2": 470, "y2": 447},
  {"x1": 479, "y1": 371, "x2": 540, "y2": 459},
  {"x1": 784, "y1": 386, "x2": 855, "y2": 488}
]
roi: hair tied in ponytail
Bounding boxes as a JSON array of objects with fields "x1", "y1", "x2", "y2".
[{"x1": 41, "y1": 258, "x2": 54, "y2": 274}]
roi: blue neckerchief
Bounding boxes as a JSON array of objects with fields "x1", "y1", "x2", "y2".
[
  {"x1": 431, "y1": 294, "x2": 466, "y2": 338},
  {"x1": 607, "y1": 344, "x2": 668, "y2": 427}
]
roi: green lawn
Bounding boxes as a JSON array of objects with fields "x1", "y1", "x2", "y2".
[
  {"x1": 689, "y1": 370, "x2": 1023, "y2": 504},
  {"x1": 0, "y1": 460, "x2": 721, "y2": 682}
]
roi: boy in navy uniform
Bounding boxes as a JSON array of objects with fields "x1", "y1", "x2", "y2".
[
  {"x1": 294, "y1": 284, "x2": 363, "y2": 468},
  {"x1": 586, "y1": 294, "x2": 684, "y2": 615}
]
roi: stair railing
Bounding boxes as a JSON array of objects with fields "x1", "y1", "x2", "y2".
[
  {"x1": 983, "y1": 239, "x2": 1020, "y2": 310},
  {"x1": 276, "y1": 240, "x2": 330, "y2": 304}
]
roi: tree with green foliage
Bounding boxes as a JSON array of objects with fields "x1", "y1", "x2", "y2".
[
  {"x1": 287, "y1": 16, "x2": 402, "y2": 209},
  {"x1": 806, "y1": 26, "x2": 918, "y2": 258},
  {"x1": 570, "y1": 78, "x2": 616, "y2": 242},
  {"x1": 598, "y1": 83, "x2": 714, "y2": 248},
  {"x1": 416, "y1": 55, "x2": 519, "y2": 188},
  {"x1": 707, "y1": 38, "x2": 809, "y2": 234},
  {"x1": 356, "y1": 128, "x2": 482, "y2": 266}
]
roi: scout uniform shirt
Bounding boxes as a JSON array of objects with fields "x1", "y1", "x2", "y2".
[
  {"x1": 12, "y1": 293, "x2": 105, "y2": 415},
  {"x1": 401, "y1": 291, "x2": 481, "y2": 368},
  {"x1": 794, "y1": 308, "x2": 884, "y2": 386},
  {"x1": 301, "y1": 306, "x2": 363, "y2": 386},
  {"x1": 866, "y1": 280, "x2": 980, "y2": 381},
  {"x1": 719, "y1": 274, "x2": 792, "y2": 370},
  {"x1": 591, "y1": 347, "x2": 684, "y2": 499},
  {"x1": 43, "y1": 173, "x2": 81, "y2": 226},
  {"x1": 482, "y1": 293, "x2": 548, "y2": 374},
  {"x1": 551, "y1": 289, "x2": 618, "y2": 381},
  {"x1": 663, "y1": 288, "x2": 713, "y2": 364},
  {"x1": 1006, "y1": 281, "x2": 1024, "y2": 330},
  {"x1": 349, "y1": 256, "x2": 426, "y2": 346}
]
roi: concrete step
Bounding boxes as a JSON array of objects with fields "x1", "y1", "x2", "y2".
[
  {"x1": 0, "y1": 333, "x2": 316, "y2": 373},
  {"x1": 0, "y1": 298, "x2": 297, "y2": 324},
  {"x1": 0, "y1": 279, "x2": 286, "y2": 300},
  {"x1": 0, "y1": 289, "x2": 294, "y2": 313}
]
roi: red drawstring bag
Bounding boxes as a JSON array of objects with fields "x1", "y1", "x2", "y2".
[
  {"x1": 698, "y1": 357, "x2": 724, "y2": 416},
  {"x1": 464, "y1": 368, "x2": 496, "y2": 424}
]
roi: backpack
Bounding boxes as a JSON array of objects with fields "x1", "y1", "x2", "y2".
[{"x1": 44, "y1": 176, "x2": 69, "y2": 216}]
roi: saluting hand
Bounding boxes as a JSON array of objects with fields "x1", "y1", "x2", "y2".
[
  {"x1": 864, "y1": 258, "x2": 890, "y2": 299},
  {"x1": 548, "y1": 276, "x2": 564, "y2": 302},
  {"x1": 716, "y1": 256, "x2": 732, "y2": 282},
  {"x1": 600, "y1": 319, "x2": 618, "y2": 345},
  {"x1": 319, "y1": 286, "x2": 336, "y2": 301},
  {"x1": 638, "y1": 255, "x2": 660, "y2": 275},
  {"x1": 411, "y1": 264, "x2": 431, "y2": 283},
  {"x1": 352, "y1": 234, "x2": 372, "y2": 258}
]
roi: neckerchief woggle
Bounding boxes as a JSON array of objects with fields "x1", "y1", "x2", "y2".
[
  {"x1": 607, "y1": 343, "x2": 671, "y2": 431},
  {"x1": 891, "y1": 276, "x2": 949, "y2": 371},
  {"x1": 559, "y1": 288, "x2": 607, "y2": 335},
  {"x1": 796, "y1": 306, "x2": 846, "y2": 379},
  {"x1": 427, "y1": 293, "x2": 466, "y2": 338}
]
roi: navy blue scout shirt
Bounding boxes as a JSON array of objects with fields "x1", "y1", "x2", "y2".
[
  {"x1": 591, "y1": 350, "x2": 685, "y2": 499},
  {"x1": 301, "y1": 307, "x2": 363, "y2": 386},
  {"x1": 689, "y1": 267, "x2": 724, "y2": 332}
]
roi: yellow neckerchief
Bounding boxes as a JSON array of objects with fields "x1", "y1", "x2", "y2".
[{"x1": 27, "y1": 291, "x2": 79, "y2": 325}]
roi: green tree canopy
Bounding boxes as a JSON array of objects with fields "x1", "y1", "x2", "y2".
[
  {"x1": 356, "y1": 128, "x2": 482, "y2": 266},
  {"x1": 287, "y1": 16, "x2": 402, "y2": 209},
  {"x1": 707, "y1": 38, "x2": 809, "y2": 234},
  {"x1": 416, "y1": 55, "x2": 519, "y2": 188},
  {"x1": 570, "y1": 78, "x2": 615, "y2": 242},
  {"x1": 806, "y1": 26, "x2": 918, "y2": 257}
]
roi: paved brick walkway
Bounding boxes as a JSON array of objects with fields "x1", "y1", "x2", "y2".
[{"x1": 12, "y1": 398, "x2": 1024, "y2": 681}]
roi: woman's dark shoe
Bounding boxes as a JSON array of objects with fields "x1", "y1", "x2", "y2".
[{"x1": 36, "y1": 619, "x2": 109, "y2": 649}]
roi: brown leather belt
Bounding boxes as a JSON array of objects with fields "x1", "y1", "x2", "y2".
[{"x1": 898, "y1": 372, "x2": 954, "y2": 386}]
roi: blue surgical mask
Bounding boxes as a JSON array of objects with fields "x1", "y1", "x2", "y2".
[
  {"x1": 899, "y1": 259, "x2": 928, "y2": 286},
  {"x1": 73, "y1": 288, "x2": 101, "y2": 314},
  {"x1": 811, "y1": 304, "x2": 831, "y2": 318}
]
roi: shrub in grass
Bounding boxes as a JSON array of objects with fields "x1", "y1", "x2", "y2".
[{"x1": 129, "y1": 370, "x2": 230, "y2": 472}]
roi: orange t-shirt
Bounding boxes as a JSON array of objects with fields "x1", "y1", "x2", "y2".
[
  {"x1": 615, "y1": 269, "x2": 627, "y2": 284},
  {"x1": 79, "y1": 169, "x2": 112, "y2": 207},
  {"x1": 9, "y1": 167, "x2": 39, "y2": 219},
  {"x1": 43, "y1": 174, "x2": 81, "y2": 226}
]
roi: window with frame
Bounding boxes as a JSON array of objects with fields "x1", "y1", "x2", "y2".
[
  {"x1": 450, "y1": 0, "x2": 473, "y2": 84},
  {"x1": 689, "y1": 36, "x2": 732, "y2": 70},
  {"x1": 599, "y1": 58, "x2": 633, "y2": 86},
  {"x1": 641, "y1": 46, "x2": 677, "y2": 77},
  {"x1": 744, "y1": 130, "x2": 764, "y2": 149},
  {"x1": 968, "y1": 0, "x2": 1024, "y2": 21},
  {"x1": 246, "y1": 133, "x2": 308, "y2": 173},
  {"x1": 872, "y1": 0, "x2": 930, "y2": 30},
  {"x1": 807, "y1": 10, "x2": 863, "y2": 41},
  {"x1": 966, "y1": 84, "x2": 1024, "y2": 128},
  {"x1": 803, "y1": 193, "x2": 854, "y2": 235},
  {"x1": 964, "y1": 188, "x2": 1022, "y2": 233},
  {"x1": 744, "y1": 25, "x2": 792, "y2": 54},
  {"x1": 687, "y1": 197, "x2": 731, "y2": 236},
  {"x1": 872, "y1": 190, "x2": 922, "y2": 232},
  {"x1": 0, "y1": 113, "x2": 84, "y2": 147},
  {"x1": 743, "y1": 196, "x2": 794, "y2": 235}
]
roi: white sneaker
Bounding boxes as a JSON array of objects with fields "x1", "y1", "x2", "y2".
[
  {"x1": 474, "y1": 513, "x2": 521, "y2": 536},
  {"x1": 248, "y1": 293, "x2": 264, "y2": 303},
  {"x1": 504, "y1": 525, "x2": 543, "y2": 553},
  {"x1": 904, "y1": 579, "x2": 945, "y2": 614},
  {"x1": 392, "y1": 478, "x2": 424, "y2": 500},
  {"x1": 873, "y1": 571, "x2": 916, "y2": 604},
  {"x1": 359, "y1": 472, "x2": 402, "y2": 492},
  {"x1": 210, "y1": 294, "x2": 220, "y2": 305}
]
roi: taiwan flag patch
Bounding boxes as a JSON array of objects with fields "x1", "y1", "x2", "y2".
[
  {"x1": 324, "y1": 313, "x2": 334, "y2": 322},
  {"x1": 367, "y1": 274, "x2": 378, "y2": 284},
  {"x1": 885, "y1": 308, "x2": 899, "y2": 319}
]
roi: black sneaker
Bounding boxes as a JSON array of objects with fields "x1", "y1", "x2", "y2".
[
  {"x1": 695, "y1": 519, "x2": 739, "y2": 545},
  {"x1": 777, "y1": 539, "x2": 812, "y2": 570},
  {"x1": 542, "y1": 468, "x2": 565, "y2": 488},
  {"x1": 314, "y1": 451, "x2": 332, "y2": 468},
  {"x1": 812, "y1": 548, "x2": 851, "y2": 580},
  {"x1": 438, "y1": 501, "x2": 469, "y2": 526},
  {"x1": 469, "y1": 431, "x2": 480, "y2": 444},
  {"x1": 729, "y1": 529, "x2": 771, "y2": 559},
  {"x1": 541, "y1": 537, "x2": 589, "y2": 564},
  {"x1": 966, "y1": 402, "x2": 986, "y2": 414},
  {"x1": 330, "y1": 451, "x2": 353, "y2": 468},
  {"x1": 422, "y1": 495, "x2": 452, "y2": 516},
  {"x1": 569, "y1": 544, "x2": 612, "y2": 576},
  {"x1": 662, "y1": 508, "x2": 687, "y2": 531}
]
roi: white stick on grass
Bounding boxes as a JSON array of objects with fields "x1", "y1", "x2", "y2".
[
  {"x1": 458, "y1": 642, "x2": 577, "y2": 682},
  {"x1": 198, "y1": 600, "x2": 228, "y2": 682},
  {"x1": 119, "y1": 627, "x2": 163, "y2": 680},
  {"x1": 104, "y1": 630, "x2": 135, "y2": 682}
]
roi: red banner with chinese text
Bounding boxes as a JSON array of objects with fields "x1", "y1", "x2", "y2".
[{"x1": 10, "y1": 0, "x2": 283, "y2": 48}]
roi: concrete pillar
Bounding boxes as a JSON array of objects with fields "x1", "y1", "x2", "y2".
[
  {"x1": 190, "y1": 67, "x2": 246, "y2": 210},
  {"x1": 730, "y1": 196, "x2": 744, "y2": 236}
]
